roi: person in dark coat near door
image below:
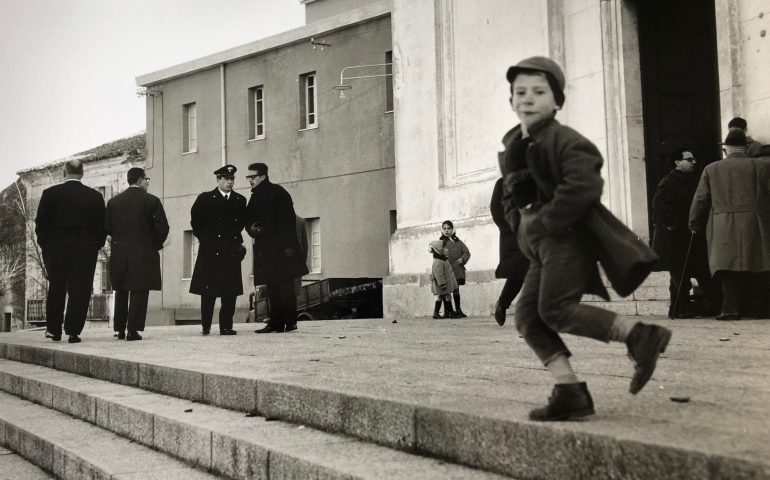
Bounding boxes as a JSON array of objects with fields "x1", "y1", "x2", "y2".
[
  {"x1": 106, "y1": 167, "x2": 169, "y2": 341},
  {"x1": 651, "y1": 148, "x2": 715, "y2": 318},
  {"x1": 490, "y1": 177, "x2": 529, "y2": 325},
  {"x1": 35, "y1": 159, "x2": 106, "y2": 343},
  {"x1": 189, "y1": 164, "x2": 247, "y2": 335},
  {"x1": 245, "y1": 163, "x2": 309, "y2": 333}
]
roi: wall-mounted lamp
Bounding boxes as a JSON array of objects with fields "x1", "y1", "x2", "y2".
[
  {"x1": 332, "y1": 63, "x2": 392, "y2": 99},
  {"x1": 310, "y1": 37, "x2": 332, "y2": 51},
  {"x1": 136, "y1": 87, "x2": 162, "y2": 98}
]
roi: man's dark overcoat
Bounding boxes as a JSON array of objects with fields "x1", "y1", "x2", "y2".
[
  {"x1": 35, "y1": 180, "x2": 106, "y2": 257},
  {"x1": 106, "y1": 187, "x2": 169, "y2": 291},
  {"x1": 651, "y1": 169, "x2": 704, "y2": 271},
  {"x1": 245, "y1": 179, "x2": 309, "y2": 284},
  {"x1": 189, "y1": 188, "x2": 247, "y2": 296}
]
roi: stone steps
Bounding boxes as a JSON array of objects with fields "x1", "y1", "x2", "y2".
[
  {"x1": 0, "y1": 445, "x2": 52, "y2": 480},
  {"x1": 0, "y1": 358, "x2": 509, "y2": 479},
  {"x1": 0, "y1": 390, "x2": 217, "y2": 480},
  {"x1": 0, "y1": 319, "x2": 770, "y2": 480}
]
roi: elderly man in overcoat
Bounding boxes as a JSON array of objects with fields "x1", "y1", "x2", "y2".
[
  {"x1": 245, "y1": 163, "x2": 308, "y2": 334},
  {"x1": 106, "y1": 167, "x2": 169, "y2": 341},
  {"x1": 651, "y1": 148, "x2": 715, "y2": 318},
  {"x1": 189, "y1": 164, "x2": 247, "y2": 335},
  {"x1": 690, "y1": 129, "x2": 770, "y2": 320},
  {"x1": 35, "y1": 159, "x2": 106, "y2": 343}
]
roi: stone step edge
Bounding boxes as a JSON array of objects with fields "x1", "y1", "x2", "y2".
[
  {"x1": 0, "y1": 358, "x2": 509, "y2": 480},
  {"x1": 1, "y1": 343, "x2": 766, "y2": 480},
  {"x1": 0, "y1": 391, "x2": 217, "y2": 480}
]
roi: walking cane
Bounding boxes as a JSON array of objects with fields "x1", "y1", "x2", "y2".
[{"x1": 670, "y1": 230, "x2": 696, "y2": 319}]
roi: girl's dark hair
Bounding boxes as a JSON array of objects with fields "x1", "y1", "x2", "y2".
[{"x1": 442, "y1": 220, "x2": 454, "y2": 229}]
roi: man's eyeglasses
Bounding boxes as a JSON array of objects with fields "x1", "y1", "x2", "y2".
[
  {"x1": 245, "y1": 174, "x2": 260, "y2": 180},
  {"x1": 142, "y1": 177, "x2": 151, "y2": 181},
  {"x1": 680, "y1": 157, "x2": 695, "y2": 162}
]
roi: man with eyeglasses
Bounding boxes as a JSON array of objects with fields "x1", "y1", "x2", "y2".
[
  {"x1": 651, "y1": 148, "x2": 715, "y2": 318},
  {"x1": 244, "y1": 163, "x2": 308, "y2": 333},
  {"x1": 106, "y1": 167, "x2": 169, "y2": 341},
  {"x1": 189, "y1": 164, "x2": 247, "y2": 335}
]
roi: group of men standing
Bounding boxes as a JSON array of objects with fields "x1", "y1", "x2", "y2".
[
  {"x1": 35, "y1": 160, "x2": 307, "y2": 343},
  {"x1": 652, "y1": 117, "x2": 770, "y2": 320}
]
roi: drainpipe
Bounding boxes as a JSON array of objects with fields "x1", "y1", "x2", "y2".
[{"x1": 220, "y1": 64, "x2": 227, "y2": 166}]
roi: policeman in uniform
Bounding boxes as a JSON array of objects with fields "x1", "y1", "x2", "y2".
[{"x1": 189, "y1": 164, "x2": 247, "y2": 335}]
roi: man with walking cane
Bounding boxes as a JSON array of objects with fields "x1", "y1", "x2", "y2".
[{"x1": 651, "y1": 148, "x2": 715, "y2": 318}]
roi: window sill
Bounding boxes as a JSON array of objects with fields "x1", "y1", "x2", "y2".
[
  {"x1": 385, "y1": 110, "x2": 393, "y2": 115},
  {"x1": 299, "y1": 125, "x2": 318, "y2": 132},
  {"x1": 181, "y1": 277, "x2": 191, "y2": 281},
  {"x1": 247, "y1": 137, "x2": 266, "y2": 143},
  {"x1": 182, "y1": 150, "x2": 198, "y2": 156}
]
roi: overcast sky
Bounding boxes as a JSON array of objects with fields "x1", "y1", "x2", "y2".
[{"x1": 0, "y1": 0, "x2": 304, "y2": 188}]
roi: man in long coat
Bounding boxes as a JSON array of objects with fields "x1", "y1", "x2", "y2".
[
  {"x1": 245, "y1": 162, "x2": 308, "y2": 334},
  {"x1": 106, "y1": 167, "x2": 169, "y2": 340},
  {"x1": 690, "y1": 129, "x2": 770, "y2": 319},
  {"x1": 651, "y1": 148, "x2": 715, "y2": 318},
  {"x1": 35, "y1": 159, "x2": 105, "y2": 343},
  {"x1": 189, "y1": 164, "x2": 247, "y2": 335}
]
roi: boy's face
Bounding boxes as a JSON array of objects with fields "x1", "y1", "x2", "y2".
[{"x1": 511, "y1": 72, "x2": 557, "y2": 129}]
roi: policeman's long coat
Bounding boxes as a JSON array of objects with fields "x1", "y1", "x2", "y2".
[
  {"x1": 245, "y1": 179, "x2": 308, "y2": 284},
  {"x1": 189, "y1": 189, "x2": 247, "y2": 296},
  {"x1": 689, "y1": 153, "x2": 770, "y2": 274},
  {"x1": 106, "y1": 187, "x2": 169, "y2": 291}
]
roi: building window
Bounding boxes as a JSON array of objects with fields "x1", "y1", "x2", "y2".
[
  {"x1": 385, "y1": 51, "x2": 394, "y2": 113},
  {"x1": 299, "y1": 72, "x2": 317, "y2": 129},
  {"x1": 248, "y1": 86, "x2": 265, "y2": 140},
  {"x1": 306, "y1": 217, "x2": 321, "y2": 273},
  {"x1": 183, "y1": 230, "x2": 199, "y2": 278},
  {"x1": 389, "y1": 210, "x2": 397, "y2": 235},
  {"x1": 183, "y1": 102, "x2": 197, "y2": 153}
]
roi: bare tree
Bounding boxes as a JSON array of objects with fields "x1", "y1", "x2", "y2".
[{"x1": 0, "y1": 244, "x2": 25, "y2": 297}]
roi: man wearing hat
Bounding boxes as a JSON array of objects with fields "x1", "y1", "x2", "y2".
[
  {"x1": 690, "y1": 129, "x2": 770, "y2": 319},
  {"x1": 244, "y1": 162, "x2": 308, "y2": 333},
  {"x1": 106, "y1": 167, "x2": 169, "y2": 341},
  {"x1": 189, "y1": 164, "x2": 247, "y2": 335},
  {"x1": 727, "y1": 117, "x2": 770, "y2": 157}
]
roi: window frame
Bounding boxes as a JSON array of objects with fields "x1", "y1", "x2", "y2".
[
  {"x1": 307, "y1": 217, "x2": 321, "y2": 273},
  {"x1": 182, "y1": 230, "x2": 199, "y2": 279},
  {"x1": 182, "y1": 102, "x2": 197, "y2": 153},
  {"x1": 299, "y1": 72, "x2": 318, "y2": 130},
  {"x1": 248, "y1": 85, "x2": 265, "y2": 141}
]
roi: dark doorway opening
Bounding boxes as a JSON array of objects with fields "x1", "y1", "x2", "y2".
[{"x1": 637, "y1": 0, "x2": 721, "y2": 233}]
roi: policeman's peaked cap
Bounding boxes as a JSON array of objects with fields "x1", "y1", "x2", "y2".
[
  {"x1": 506, "y1": 56, "x2": 566, "y2": 107},
  {"x1": 214, "y1": 164, "x2": 237, "y2": 178}
]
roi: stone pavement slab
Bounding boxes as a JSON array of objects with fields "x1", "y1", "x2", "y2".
[
  {"x1": 0, "y1": 448, "x2": 52, "y2": 480},
  {"x1": 1, "y1": 316, "x2": 769, "y2": 479}
]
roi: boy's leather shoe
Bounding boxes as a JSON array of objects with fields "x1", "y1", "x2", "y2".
[
  {"x1": 219, "y1": 329, "x2": 237, "y2": 335},
  {"x1": 716, "y1": 313, "x2": 740, "y2": 321},
  {"x1": 114, "y1": 331, "x2": 126, "y2": 340},
  {"x1": 284, "y1": 325, "x2": 298, "y2": 332},
  {"x1": 626, "y1": 323, "x2": 672, "y2": 394},
  {"x1": 67, "y1": 335, "x2": 81, "y2": 344},
  {"x1": 454, "y1": 310, "x2": 468, "y2": 318},
  {"x1": 529, "y1": 382, "x2": 595, "y2": 421}
]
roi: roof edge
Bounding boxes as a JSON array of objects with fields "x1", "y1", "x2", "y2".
[{"x1": 136, "y1": 0, "x2": 391, "y2": 87}]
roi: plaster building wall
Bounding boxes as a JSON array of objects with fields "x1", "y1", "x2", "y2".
[
  {"x1": 716, "y1": 0, "x2": 770, "y2": 141},
  {"x1": 302, "y1": 0, "x2": 383, "y2": 23},
  {"x1": 140, "y1": 9, "x2": 395, "y2": 321}
]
